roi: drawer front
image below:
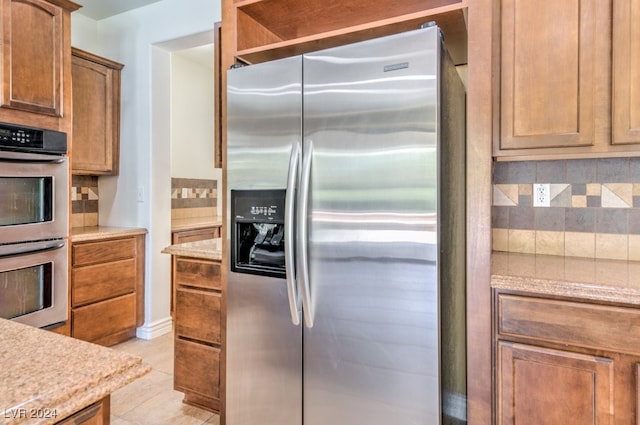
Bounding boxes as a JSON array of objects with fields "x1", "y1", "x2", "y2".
[
  {"x1": 174, "y1": 338, "x2": 220, "y2": 400},
  {"x1": 175, "y1": 258, "x2": 221, "y2": 290},
  {"x1": 172, "y1": 228, "x2": 218, "y2": 244},
  {"x1": 498, "y1": 294, "x2": 640, "y2": 355},
  {"x1": 72, "y1": 293, "x2": 136, "y2": 343},
  {"x1": 73, "y1": 238, "x2": 136, "y2": 267},
  {"x1": 175, "y1": 287, "x2": 221, "y2": 344},
  {"x1": 72, "y1": 258, "x2": 136, "y2": 307}
]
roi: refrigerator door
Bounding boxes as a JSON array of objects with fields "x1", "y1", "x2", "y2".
[
  {"x1": 226, "y1": 56, "x2": 302, "y2": 425},
  {"x1": 302, "y1": 27, "x2": 442, "y2": 424}
]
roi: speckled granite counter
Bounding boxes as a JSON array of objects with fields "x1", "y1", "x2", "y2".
[
  {"x1": 171, "y1": 216, "x2": 222, "y2": 232},
  {"x1": 71, "y1": 226, "x2": 147, "y2": 242},
  {"x1": 492, "y1": 251, "x2": 640, "y2": 305},
  {"x1": 162, "y1": 238, "x2": 222, "y2": 261},
  {"x1": 0, "y1": 319, "x2": 150, "y2": 424}
]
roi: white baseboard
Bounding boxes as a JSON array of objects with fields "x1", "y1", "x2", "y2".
[{"x1": 136, "y1": 317, "x2": 173, "y2": 340}]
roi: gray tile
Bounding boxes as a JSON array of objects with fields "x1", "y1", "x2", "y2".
[
  {"x1": 629, "y1": 209, "x2": 640, "y2": 235},
  {"x1": 492, "y1": 162, "x2": 509, "y2": 184},
  {"x1": 597, "y1": 158, "x2": 629, "y2": 183},
  {"x1": 84, "y1": 200, "x2": 99, "y2": 213},
  {"x1": 507, "y1": 161, "x2": 536, "y2": 184},
  {"x1": 565, "y1": 208, "x2": 595, "y2": 233},
  {"x1": 571, "y1": 183, "x2": 586, "y2": 196},
  {"x1": 535, "y1": 207, "x2": 565, "y2": 231},
  {"x1": 536, "y1": 160, "x2": 565, "y2": 183},
  {"x1": 635, "y1": 197, "x2": 640, "y2": 208},
  {"x1": 509, "y1": 206, "x2": 535, "y2": 230},
  {"x1": 587, "y1": 196, "x2": 601, "y2": 207},
  {"x1": 72, "y1": 200, "x2": 84, "y2": 214},
  {"x1": 492, "y1": 206, "x2": 510, "y2": 228},
  {"x1": 518, "y1": 194, "x2": 532, "y2": 207},
  {"x1": 595, "y1": 208, "x2": 628, "y2": 234},
  {"x1": 630, "y1": 158, "x2": 640, "y2": 182},
  {"x1": 566, "y1": 159, "x2": 597, "y2": 183}
]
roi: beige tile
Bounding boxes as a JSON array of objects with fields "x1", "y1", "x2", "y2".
[
  {"x1": 586, "y1": 183, "x2": 601, "y2": 196},
  {"x1": 205, "y1": 415, "x2": 221, "y2": 424},
  {"x1": 119, "y1": 387, "x2": 214, "y2": 425},
  {"x1": 493, "y1": 184, "x2": 518, "y2": 206},
  {"x1": 110, "y1": 369, "x2": 173, "y2": 417},
  {"x1": 71, "y1": 214, "x2": 85, "y2": 229},
  {"x1": 634, "y1": 183, "x2": 640, "y2": 197},
  {"x1": 492, "y1": 229, "x2": 509, "y2": 252},
  {"x1": 595, "y1": 233, "x2": 628, "y2": 260},
  {"x1": 508, "y1": 229, "x2": 536, "y2": 254},
  {"x1": 564, "y1": 232, "x2": 595, "y2": 258},
  {"x1": 535, "y1": 231, "x2": 564, "y2": 256},
  {"x1": 629, "y1": 235, "x2": 640, "y2": 261},
  {"x1": 519, "y1": 184, "x2": 532, "y2": 196},
  {"x1": 84, "y1": 213, "x2": 98, "y2": 227},
  {"x1": 571, "y1": 195, "x2": 587, "y2": 208}
]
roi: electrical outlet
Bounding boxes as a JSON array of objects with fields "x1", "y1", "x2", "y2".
[
  {"x1": 533, "y1": 184, "x2": 550, "y2": 207},
  {"x1": 137, "y1": 186, "x2": 144, "y2": 203}
]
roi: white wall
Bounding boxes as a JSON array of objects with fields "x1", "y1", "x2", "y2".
[
  {"x1": 171, "y1": 47, "x2": 216, "y2": 180},
  {"x1": 71, "y1": 0, "x2": 222, "y2": 338}
]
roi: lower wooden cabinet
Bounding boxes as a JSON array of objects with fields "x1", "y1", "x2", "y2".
[
  {"x1": 71, "y1": 234, "x2": 145, "y2": 346},
  {"x1": 173, "y1": 255, "x2": 222, "y2": 413},
  {"x1": 55, "y1": 396, "x2": 110, "y2": 425},
  {"x1": 495, "y1": 290, "x2": 640, "y2": 424}
]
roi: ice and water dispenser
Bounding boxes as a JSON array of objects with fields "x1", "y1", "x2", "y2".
[{"x1": 230, "y1": 189, "x2": 286, "y2": 279}]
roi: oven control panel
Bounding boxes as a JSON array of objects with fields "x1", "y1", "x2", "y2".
[{"x1": 0, "y1": 122, "x2": 66, "y2": 154}]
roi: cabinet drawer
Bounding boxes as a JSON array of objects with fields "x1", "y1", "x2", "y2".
[
  {"x1": 498, "y1": 294, "x2": 640, "y2": 355},
  {"x1": 175, "y1": 258, "x2": 221, "y2": 290},
  {"x1": 172, "y1": 227, "x2": 219, "y2": 244},
  {"x1": 73, "y1": 238, "x2": 136, "y2": 267},
  {"x1": 72, "y1": 293, "x2": 136, "y2": 343},
  {"x1": 72, "y1": 258, "x2": 136, "y2": 307},
  {"x1": 175, "y1": 287, "x2": 221, "y2": 344},
  {"x1": 174, "y1": 338, "x2": 220, "y2": 400}
]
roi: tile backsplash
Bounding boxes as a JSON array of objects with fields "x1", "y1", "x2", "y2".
[
  {"x1": 492, "y1": 158, "x2": 640, "y2": 260},
  {"x1": 171, "y1": 178, "x2": 218, "y2": 219},
  {"x1": 71, "y1": 175, "x2": 99, "y2": 228}
]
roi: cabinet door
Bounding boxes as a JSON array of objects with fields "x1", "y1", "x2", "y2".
[
  {"x1": 499, "y1": 0, "x2": 610, "y2": 151},
  {"x1": 498, "y1": 342, "x2": 614, "y2": 425},
  {"x1": 612, "y1": 0, "x2": 640, "y2": 145},
  {"x1": 1, "y1": 0, "x2": 63, "y2": 116},
  {"x1": 71, "y1": 48, "x2": 123, "y2": 175}
]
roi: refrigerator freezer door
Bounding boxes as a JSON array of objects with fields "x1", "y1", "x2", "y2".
[
  {"x1": 302, "y1": 28, "x2": 442, "y2": 424},
  {"x1": 226, "y1": 56, "x2": 303, "y2": 425}
]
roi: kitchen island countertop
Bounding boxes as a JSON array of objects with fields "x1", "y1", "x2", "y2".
[
  {"x1": 162, "y1": 238, "x2": 222, "y2": 261},
  {"x1": 0, "y1": 319, "x2": 150, "y2": 424},
  {"x1": 492, "y1": 251, "x2": 640, "y2": 305}
]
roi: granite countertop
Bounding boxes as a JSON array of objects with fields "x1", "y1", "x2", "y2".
[
  {"x1": 171, "y1": 216, "x2": 222, "y2": 232},
  {"x1": 0, "y1": 319, "x2": 150, "y2": 424},
  {"x1": 71, "y1": 226, "x2": 148, "y2": 242},
  {"x1": 162, "y1": 238, "x2": 222, "y2": 261},
  {"x1": 492, "y1": 251, "x2": 640, "y2": 305}
]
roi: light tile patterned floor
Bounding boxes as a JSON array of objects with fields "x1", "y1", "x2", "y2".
[{"x1": 110, "y1": 332, "x2": 220, "y2": 425}]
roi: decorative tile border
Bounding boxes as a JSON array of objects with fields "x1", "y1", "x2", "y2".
[
  {"x1": 492, "y1": 158, "x2": 640, "y2": 259},
  {"x1": 71, "y1": 175, "x2": 99, "y2": 228},
  {"x1": 171, "y1": 178, "x2": 217, "y2": 210}
]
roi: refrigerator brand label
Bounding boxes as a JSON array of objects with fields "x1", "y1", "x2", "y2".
[{"x1": 384, "y1": 62, "x2": 409, "y2": 72}]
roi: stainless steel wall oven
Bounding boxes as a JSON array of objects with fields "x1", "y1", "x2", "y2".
[{"x1": 0, "y1": 122, "x2": 68, "y2": 329}]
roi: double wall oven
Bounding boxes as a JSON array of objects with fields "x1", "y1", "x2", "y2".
[{"x1": 0, "y1": 122, "x2": 69, "y2": 329}]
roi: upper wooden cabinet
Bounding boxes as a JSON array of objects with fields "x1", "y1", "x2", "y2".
[
  {"x1": 0, "y1": 0, "x2": 80, "y2": 133},
  {"x1": 495, "y1": 0, "x2": 640, "y2": 159},
  {"x1": 71, "y1": 48, "x2": 124, "y2": 175},
  {"x1": 225, "y1": 0, "x2": 468, "y2": 66}
]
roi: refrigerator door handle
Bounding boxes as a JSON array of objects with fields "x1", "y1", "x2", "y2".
[
  {"x1": 297, "y1": 138, "x2": 314, "y2": 328},
  {"x1": 285, "y1": 139, "x2": 301, "y2": 326}
]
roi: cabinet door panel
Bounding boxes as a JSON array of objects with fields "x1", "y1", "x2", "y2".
[
  {"x1": 174, "y1": 338, "x2": 220, "y2": 400},
  {"x1": 612, "y1": 0, "x2": 640, "y2": 145},
  {"x1": 499, "y1": 0, "x2": 609, "y2": 150},
  {"x1": 72, "y1": 238, "x2": 136, "y2": 267},
  {"x1": 72, "y1": 293, "x2": 137, "y2": 343},
  {"x1": 1, "y1": 0, "x2": 62, "y2": 116},
  {"x1": 498, "y1": 342, "x2": 613, "y2": 425}
]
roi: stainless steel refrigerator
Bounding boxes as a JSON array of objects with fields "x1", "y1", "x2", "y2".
[{"x1": 226, "y1": 25, "x2": 466, "y2": 425}]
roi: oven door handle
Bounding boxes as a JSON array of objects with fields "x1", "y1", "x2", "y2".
[
  {"x1": 0, "y1": 151, "x2": 65, "y2": 163},
  {"x1": 0, "y1": 240, "x2": 65, "y2": 258}
]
